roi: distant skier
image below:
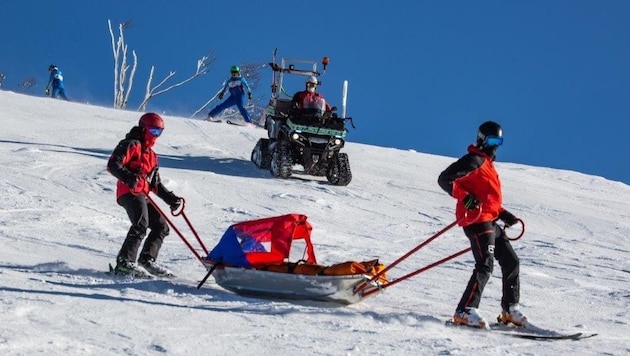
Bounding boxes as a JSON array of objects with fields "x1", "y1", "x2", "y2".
[
  {"x1": 206, "y1": 65, "x2": 253, "y2": 124},
  {"x1": 45, "y1": 64, "x2": 69, "y2": 100},
  {"x1": 437, "y1": 121, "x2": 527, "y2": 329},
  {"x1": 290, "y1": 76, "x2": 332, "y2": 114},
  {"x1": 107, "y1": 113, "x2": 183, "y2": 278}
]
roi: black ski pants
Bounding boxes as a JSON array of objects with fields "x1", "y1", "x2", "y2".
[
  {"x1": 456, "y1": 221, "x2": 520, "y2": 312},
  {"x1": 117, "y1": 193, "x2": 169, "y2": 263}
]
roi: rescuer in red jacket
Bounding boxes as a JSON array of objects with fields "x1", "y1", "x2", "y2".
[
  {"x1": 107, "y1": 113, "x2": 182, "y2": 278},
  {"x1": 438, "y1": 121, "x2": 527, "y2": 329}
]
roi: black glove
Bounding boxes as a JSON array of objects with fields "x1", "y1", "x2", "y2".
[
  {"x1": 147, "y1": 166, "x2": 160, "y2": 188},
  {"x1": 463, "y1": 194, "x2": 479, "y2": 210},
  {"x1": 45, "y1": 88, "x2": 50, "y2": 96},
  {"x1": 164, "y1": 191, "x2": 182, "y2": 210},
  {"x1": 170, "y1": 197, "x2": 182, "y2": 211},
  {"x1": 123, "y1": 175, "x2": 139, "y2": 189},
  {"x1": 498, "y1": 210, "x2": 518, "y2": 227},
  {"x1": 218, "y1": 92, "x2": 224, "y2": 100},
  {"x1": 248, "y1": 92, "x2": 252, "y2": 100}
]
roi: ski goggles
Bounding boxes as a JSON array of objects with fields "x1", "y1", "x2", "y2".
[
  {"x1": 148, "y1": 127, "x2": 163, "y2": 137},
  {"x1": 231, "y1": 71, "x2": 240, "y2": 75},
  {"x1": 484, "y1": 135, "x2": 503, "y2": 147}
]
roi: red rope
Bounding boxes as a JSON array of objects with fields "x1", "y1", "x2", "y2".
[
  {"x1": 145, "y1": 194, "x2": 205, "y2": 262},
  {"x1": 354, "y1": 208, "x2": 482, "y2": 296}
]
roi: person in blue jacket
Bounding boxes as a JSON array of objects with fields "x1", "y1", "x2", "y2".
[
  {"x1": 206, "y1": 65, "x2": 253, "y2": 123},
  {"x1": 45, "y1": 64, "x2": 69, "y2": 100}
]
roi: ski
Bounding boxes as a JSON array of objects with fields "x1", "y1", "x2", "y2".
[
  {"x1": 206, "y1": 119, "x2": 223, "y2": 123},
  {"x1": 226, "y1": 120, "x2": 248, "y2": 126},
  {"x1": 494, "y1": 330, "x2": 597, "y2": 340},
  {"x1": 445, "y1": 320, "x2": 597, "y2": 341},
  {"x1": 490, "y1": 321, "x2": 598, "y2": 340}
]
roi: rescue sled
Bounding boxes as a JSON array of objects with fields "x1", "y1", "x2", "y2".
[{"x1": 200, "y1": 214, "x2": 387, "y2": 304}]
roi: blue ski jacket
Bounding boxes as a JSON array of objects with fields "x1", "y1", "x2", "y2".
[
  {"x1": 47, "y1": 68, "x2": 65, "y2": 89},
  {"x1": 220, "y1": 75, "x2": 251, "y2": 98}
]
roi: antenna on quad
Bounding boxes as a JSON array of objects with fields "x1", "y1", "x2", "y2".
[{"x1": 341, "y1": 80, "x2": 348, "y2": 119}]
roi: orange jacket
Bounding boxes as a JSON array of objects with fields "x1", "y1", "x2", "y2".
[{"x1": 438, "y1": 145, "x2": 505, "y2": 226}]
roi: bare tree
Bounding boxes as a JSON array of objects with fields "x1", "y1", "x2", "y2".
[
  {"x1": 108, "y1": 19, "x2": 137, "y2": 109},
  {"x1": 18, "y1": 77, "x2": 37, "y2": 92},
  {"x1": 137, "y1": 51, "x2": 215, "y2": 111}
]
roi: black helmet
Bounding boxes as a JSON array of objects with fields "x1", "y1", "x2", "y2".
[
  {"x1": 477, "y1": 121, "x2": 503, "y2": 148},
  {"x1": 49, "y1": 64, "x2": 56, "y2": 70}
]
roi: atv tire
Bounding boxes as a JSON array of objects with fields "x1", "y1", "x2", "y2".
[
  {"x1": 326, "y1": 153, "x2": 352, "y2": 186},
  {"x1": 270, "y1": 140, "x2": 293, "y2": 179},
  {"x1": 251, "y1": 138, "x2": 272, "y2": 169}
]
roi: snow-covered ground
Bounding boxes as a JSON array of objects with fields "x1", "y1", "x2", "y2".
[{"x1": 1, "y1": 91, "x2": 628, "y2": 355}]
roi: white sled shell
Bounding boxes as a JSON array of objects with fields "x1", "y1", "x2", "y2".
[{"x1": 207, "y1": 264, "x2": 382, "y2": 304}]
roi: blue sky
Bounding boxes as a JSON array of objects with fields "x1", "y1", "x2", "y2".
[{"x1": 2, "y1": 0, "x2": 629, "y2": 184}]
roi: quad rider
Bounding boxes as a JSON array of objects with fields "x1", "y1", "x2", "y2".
[{"x1": 290, "y1": 75, "x2": 332, "y2": 115}]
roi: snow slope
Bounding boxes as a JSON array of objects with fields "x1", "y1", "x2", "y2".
[{"x1": 1, "y1": 91, "x2": 628, "y2": 355}]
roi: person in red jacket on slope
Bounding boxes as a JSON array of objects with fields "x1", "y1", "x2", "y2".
[
  {"x1": 438, "y1": 121, "x2": 527, "y2": 329},
  {"x1": 107, "y1": 113, "x2": 182, "y2": 277}
]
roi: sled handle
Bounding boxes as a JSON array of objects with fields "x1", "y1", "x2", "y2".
[
  {"x1": 502, "y1": 218, "x2": 525, "y2": 241},
  {"x1": 170, "y1": 198, "x2": 186, "y2": 216}
]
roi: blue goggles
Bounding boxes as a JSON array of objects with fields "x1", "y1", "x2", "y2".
[
  {"x1": 148, "y1": 127, "x2": 163, "y2": 137},
  {"x1": 485, "y1": 135, "x2": 503, "y2": 147}
]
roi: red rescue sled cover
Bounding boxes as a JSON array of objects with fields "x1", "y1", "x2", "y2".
[{"x1": 208, "y1": 214, "x2": 316, "y2": 267}]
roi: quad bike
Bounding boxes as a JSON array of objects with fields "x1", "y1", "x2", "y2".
[{"x1": 251, "y1": 50, "x2": 354, "y2": 186}]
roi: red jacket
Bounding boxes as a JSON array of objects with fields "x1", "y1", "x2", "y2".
[
  {"x1": 291, "y1": 91, "x2": 332, "y2": 112},
  {"x1": 107, "y1": 127, "x2": 158, "y2": 201},
  {"x1": 438, "y1": 145, "x2": 505, "y2": 226}
]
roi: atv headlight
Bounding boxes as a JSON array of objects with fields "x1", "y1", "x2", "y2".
[
  {"x1": 292, "y1": 133, "x2": 300, "y2": 140},
  {"x1": 334, "y1": 138, "x2": 342, "y2": 146}
]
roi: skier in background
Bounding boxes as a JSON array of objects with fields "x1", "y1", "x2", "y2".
[
  {"x1": 437, "y1": 120, "x2": 527, "y2": 329},
  {"x1": 107, "y1": 113, "x2": 182, "y2": 278},
  {"x1": 206, "y1": 65, "x2": 253, "y2": 124},
  {"x1": 45, "y1": 64, "x2": 69, "y2": 100}
]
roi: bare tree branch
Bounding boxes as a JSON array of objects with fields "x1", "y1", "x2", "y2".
[
  {"x1": 18, "y1": 77, "x2": 37, "y2": 92},
  {"x1": 137, "y1": 51, "x2": 216, "y2": 111},
  {"x1": 190, "y1": 83, "x2": 225, "y2": 118},
  {"x1": 108, "y1": 19, "x2": 137, "y2": 109}
]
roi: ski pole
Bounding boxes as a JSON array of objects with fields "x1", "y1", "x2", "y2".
[{"x1": 145, "y1": 193, "x2": 204, "y2": 262}]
